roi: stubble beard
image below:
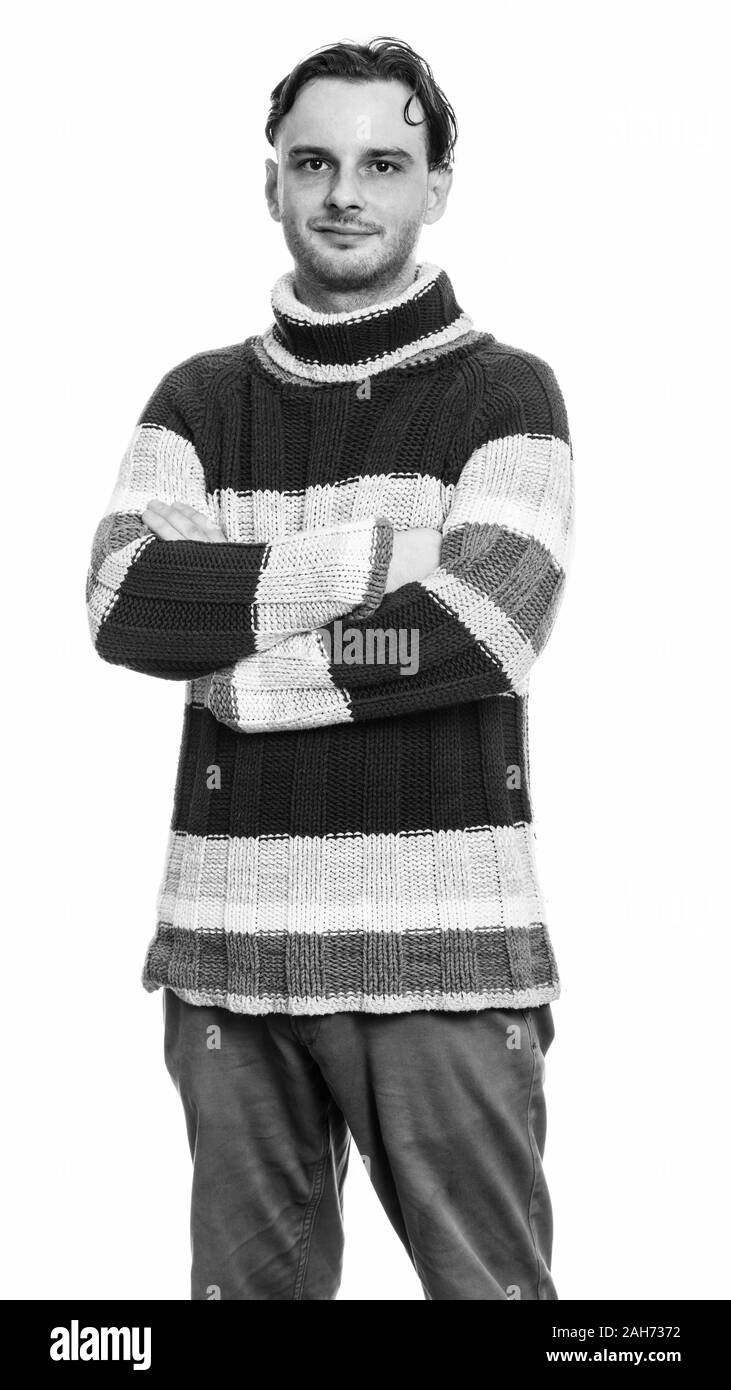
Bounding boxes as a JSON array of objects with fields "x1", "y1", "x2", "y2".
[{"x1": 280, "y1": 211, "x2": 424, "y2": 295}]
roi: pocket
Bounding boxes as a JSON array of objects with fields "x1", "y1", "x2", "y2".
[
  {"x1": 162, "y1": 986, "x2": 182, "y2": 1082},
  {"x1": 523, "y1": 1003, "x2": 555, "y2": 1058}
]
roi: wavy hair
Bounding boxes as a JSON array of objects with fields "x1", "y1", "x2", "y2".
[{"x1": 265, "y1": 35, "x2": 458, "y2": 172}]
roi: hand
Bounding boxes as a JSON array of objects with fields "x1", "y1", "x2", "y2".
[
  {"x1": 141, "y1": 499, "x2": 227, "y2": 542},
  {"x1": 384, "y1": 526, "x2": 442, "y2": 592}
]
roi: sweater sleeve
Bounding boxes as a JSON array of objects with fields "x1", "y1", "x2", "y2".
[
  {"x1": 85, "y1": 366, "x2": 394, "y2": 680},
  {"x1": 204, "y1": 356, "x2": 575, "y2": 732}
]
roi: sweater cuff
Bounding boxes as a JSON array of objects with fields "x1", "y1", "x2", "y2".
[{"x1": 347, "y1": 515, "x2": 394, "y2": 620}]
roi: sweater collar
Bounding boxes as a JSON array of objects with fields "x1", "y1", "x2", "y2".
[{"x1": 260, "y1": 261, "x2": 475, "y2": 383}]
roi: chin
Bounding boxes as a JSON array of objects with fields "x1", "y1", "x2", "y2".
[{"x1": 310, "y1": 242, "x2": 390, "y2": 287}]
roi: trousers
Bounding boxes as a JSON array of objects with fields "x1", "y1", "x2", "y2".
[{"x1": 162, "y1": 986, "x2": 557, "y2": 1301}]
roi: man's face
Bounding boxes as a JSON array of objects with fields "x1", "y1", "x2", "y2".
[{"x1": 266, "y1": 77, "x2": 450, "y2": 292}]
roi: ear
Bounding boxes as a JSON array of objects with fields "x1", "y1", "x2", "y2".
[
  {"x1": 423, "y1": 166, "x2": 453, "y2": 227},
  {"x1": 264, "y1": 158, "x2": 281, "y2": 223}
]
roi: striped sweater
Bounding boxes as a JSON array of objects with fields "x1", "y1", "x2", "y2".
[{"x1": 86, "y1": 261, "x2": 575, "y2": 1015}]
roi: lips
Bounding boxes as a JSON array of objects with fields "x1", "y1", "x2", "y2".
[{"x1": 316, "y1": 227, "x2": 374, "y2": 237}]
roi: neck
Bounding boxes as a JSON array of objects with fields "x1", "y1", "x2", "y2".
[
  {"x1": 260, "y1": 261, "x2": 477, "y2": 385},
  {"x1": 291, "y1": 256, "x2": 419, "y2": 315}
]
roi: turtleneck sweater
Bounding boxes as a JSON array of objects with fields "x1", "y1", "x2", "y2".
[{"x1": 86, "y1": 261, "x2": 575, "y2": 1015}]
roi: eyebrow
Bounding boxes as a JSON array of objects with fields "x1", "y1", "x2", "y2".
[{"x1": 286, "y1": 144, "x2": 415, "y2": 164}]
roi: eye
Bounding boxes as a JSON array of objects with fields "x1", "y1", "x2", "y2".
[{"x1": 295, "y1": 158, "x2": 402, "y2": 174}]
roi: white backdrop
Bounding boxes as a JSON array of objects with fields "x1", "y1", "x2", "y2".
[{"x1": 2, "y1": 0, "x2": 729, "y2": 1301}]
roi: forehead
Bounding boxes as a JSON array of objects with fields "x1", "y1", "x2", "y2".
[{"x1": 278, "y1": 77, "x2": 428, "y2": 158}]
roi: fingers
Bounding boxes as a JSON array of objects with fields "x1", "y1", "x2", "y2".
[
  {"x1": 141, "y1": 503, "x2": 185, "y2": 540},
  {"x1": 168, "y1": 502, "x2": 227, "y2": 541},
  {"x1": 142, "y1": 499, "x2": 227, "y2": 542}
]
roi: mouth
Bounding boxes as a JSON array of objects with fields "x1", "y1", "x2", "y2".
[{"x1": 316, "y1": 227, "x2": 376, "y2": 238}]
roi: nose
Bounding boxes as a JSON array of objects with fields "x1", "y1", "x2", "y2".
[{"x1": 324, "y1": 166, "x2": 366, "y2": 214}]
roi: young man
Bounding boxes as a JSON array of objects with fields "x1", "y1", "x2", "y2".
[{"x1": 86, "y1": 36, "x2": 575, "y2": 1301}]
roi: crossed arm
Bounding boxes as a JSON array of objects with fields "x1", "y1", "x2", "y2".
[{"x1": 88, "y1": 360, "x2": 574, "y2": 720}]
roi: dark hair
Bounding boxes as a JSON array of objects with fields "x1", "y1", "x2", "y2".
[{"x1": 265, "y1": 35, "x2": 458, "y2": 172}]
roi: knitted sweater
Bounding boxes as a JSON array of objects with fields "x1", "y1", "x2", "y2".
[{"x1": 86, "y1": 261, "x2": 575, "y2": 1015}]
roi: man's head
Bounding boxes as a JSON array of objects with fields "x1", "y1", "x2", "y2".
[{"x1": 264, "y1": 37, "x2": 457, "y2": 298}]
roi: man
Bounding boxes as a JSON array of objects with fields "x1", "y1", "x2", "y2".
[{"x1": 86, "y1": 35, "x2": 575, "y2": 1301}]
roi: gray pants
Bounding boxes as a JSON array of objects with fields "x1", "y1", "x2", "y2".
[{"x1": 162, "y1": 988, "x2": 557, "y2": 1301}]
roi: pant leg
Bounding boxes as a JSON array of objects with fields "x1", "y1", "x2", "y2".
[
  {"x1": 162, "y1": 987, "x2": 351, "y2": 1300},
  {"x1": 306, "y1": 1002, "x2": 557, "y2": 1301}
]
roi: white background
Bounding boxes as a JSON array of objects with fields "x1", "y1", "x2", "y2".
[{"x1": 2, "y1": 0, "x2": 729, "y2": 1301}]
